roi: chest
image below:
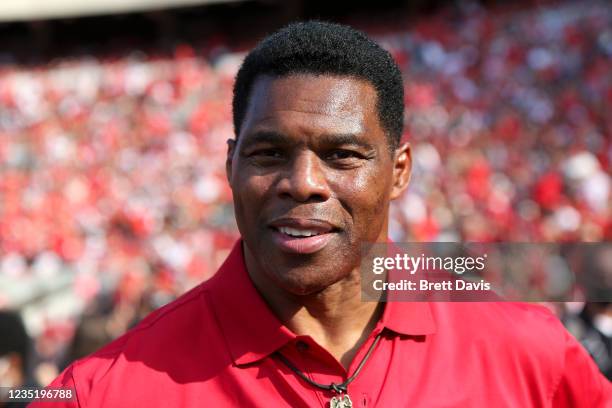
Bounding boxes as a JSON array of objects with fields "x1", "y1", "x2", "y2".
[{"x1": 92, "y1": 337, "x2": 554, "y2": 408}]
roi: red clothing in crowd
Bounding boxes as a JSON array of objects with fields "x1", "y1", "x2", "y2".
[{"x1": 31, "y1": 240, "x2": 610, "y2": 407}]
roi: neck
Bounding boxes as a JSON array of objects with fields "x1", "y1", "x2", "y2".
[{"x1": 244, "y1": 247, "x2": 383, "y2": 369}]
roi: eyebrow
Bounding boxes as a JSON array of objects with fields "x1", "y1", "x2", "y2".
[
  {"x1": 240, "y1": 130, "x2": 375, "y2": 150},
  {"x1": 240, "y1": 131, "x2": 288, "y2": 148},
  {"x1": 318, "y1": 133, "x2": 374, "y2": 150}
]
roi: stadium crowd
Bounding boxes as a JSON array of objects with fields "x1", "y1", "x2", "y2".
[{"x1": 0, "y1": 0, "x2": 610, "y2": 387}]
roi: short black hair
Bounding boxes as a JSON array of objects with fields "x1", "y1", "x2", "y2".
[{"x1": 232, "y1": 21, "x2": 404, "y2": 149}]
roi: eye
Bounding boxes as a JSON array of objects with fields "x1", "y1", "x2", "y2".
[
  {"x1": 327, "y1": 149, "x2": 363, "y2": 160},
  {"x1": 251, "y1": 149, "x2": 283, "y2": 158}
]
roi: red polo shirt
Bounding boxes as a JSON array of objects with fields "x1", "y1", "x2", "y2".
[{"x1": 32, "y1": 240, "x2": 610, "y2": 407}]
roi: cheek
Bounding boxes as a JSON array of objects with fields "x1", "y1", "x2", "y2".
[
  {"x1": 232, "y1": 172, "x2": 270, "y2": 224},
  {"x1": 237, "y1": 174, "x2": 266, "y2": 198},
  {"x1": 334, "y1": 166, "x2": 392, "y2": 234},
  {"x1": 234, "y1": 159, "x2": 274, "y2": 189}
]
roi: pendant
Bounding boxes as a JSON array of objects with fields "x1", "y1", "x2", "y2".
[{"x1": 330, "y1": 394, "x2": 353, "y2": 408}]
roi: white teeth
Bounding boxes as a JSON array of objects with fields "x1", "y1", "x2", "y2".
[{"x1": 278, "y1": 226, "x2": 321, "y2": 237}]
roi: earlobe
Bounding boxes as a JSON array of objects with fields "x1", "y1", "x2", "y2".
[
  {"x1": 390, "y1": 142, "x2": 411, "y2": 200},
  {"x1": 226, "y1": 139, "x2": 236, "y2": 183}
]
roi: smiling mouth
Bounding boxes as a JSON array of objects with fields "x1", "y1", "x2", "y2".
[
  {"x1": 268, "y1": 220, "x2": 339, "y2": 254},
  {"x1": 276, "y1": 226, "x2": 327, "y2": 238}
]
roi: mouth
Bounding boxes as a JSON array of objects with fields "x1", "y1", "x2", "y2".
[{"x1": 268, "y1": 219, "x2": 339, "y2": 254}]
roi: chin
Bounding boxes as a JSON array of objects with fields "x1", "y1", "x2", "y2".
[{"x1": 268, "y1": 263, "x2": 352, "y2": 296}]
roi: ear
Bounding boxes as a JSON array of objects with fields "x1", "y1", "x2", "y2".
[
  {"x1": 390, "y1": 142, "x2": 411, "y2": 200},
  {"x1": 226, "y1": 138, "x2": 236, "y2": 184}
]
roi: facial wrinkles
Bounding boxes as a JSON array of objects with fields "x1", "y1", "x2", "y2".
[
  {"x1": 282, "y1": 80, "x2": 367, "y2": 135},
  {"x1": 264, "y1": 111, "x2": 365, "y2": 139},
  {"x1": 242, "y1": 75, "x2": 370, "y2": 139}
]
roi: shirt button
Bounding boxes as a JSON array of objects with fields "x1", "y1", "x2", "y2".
[{"x1": 296, "y1": 340, "x2": 309, "y2": 352}]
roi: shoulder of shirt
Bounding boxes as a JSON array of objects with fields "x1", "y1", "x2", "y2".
[
  {"x1": 67, "y1": 276, "x2": 223, "y2": 383},
  {"x1": 430, "y1": 302, "x2": 612, "y2": 403},
  {"x1": 431, "y1": 302, "x2": 570, "y2": 376},
  {"x1": 430, "y1": 302, "x2": 569, "y2": 358},
  {"x1": 433, "y1": 301, "x2": 565, "y2": 338}
]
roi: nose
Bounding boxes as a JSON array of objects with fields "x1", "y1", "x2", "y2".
[{"x1": 277, "y1": 151, "x2": 330, "y2": 202}]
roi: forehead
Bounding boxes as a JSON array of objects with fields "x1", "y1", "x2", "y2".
[{"x1": 239, "y1": 74, "x2": 383, "y2": 140}]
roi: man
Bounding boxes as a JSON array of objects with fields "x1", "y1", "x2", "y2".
[{"x1": 31, "y1": 21, "x2": 609, "y2": 407}]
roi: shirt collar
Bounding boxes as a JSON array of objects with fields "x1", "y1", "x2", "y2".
[
  {"x1": 380, "y1": 297, "x2": 437, "y2": 336},
  {"x1": 206, "y1": 239, "x2": 436, "y2": 366},
  {"x1": 206, "y1": 240, "x2": 295, "y2": 366}
]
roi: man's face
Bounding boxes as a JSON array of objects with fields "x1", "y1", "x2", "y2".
[{"x1": 227, "y1": 74, "x2": 410, "y2": 295}]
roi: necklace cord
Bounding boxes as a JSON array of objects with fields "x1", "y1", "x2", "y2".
[{"x1": 274, "y1": 331, "x2": 383, "y2": 394}]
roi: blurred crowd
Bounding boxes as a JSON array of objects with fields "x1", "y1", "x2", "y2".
[
  {"x1": 384, "y1": 0, "x2": 611, "y2": 243},
  {"x1": 0, "y1": 0, "x2": 610, "y2": 389}
]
